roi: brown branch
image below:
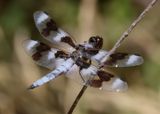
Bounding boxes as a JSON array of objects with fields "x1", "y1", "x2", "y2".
[
  {"x1": 67, "y1": 85, "x2": 88, "y2": 114},
  {"x1": 67, "y1": 0, "x2": 158, "y2": 113}
]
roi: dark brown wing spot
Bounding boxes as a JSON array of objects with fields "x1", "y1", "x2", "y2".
[
  {"x1": 89, "y1": 70, "x2": 114, "y2": 88},
  {"x1": 105, "y1": 53, "x2": 128, "y2": 65},
  {"x1": 41, "y1": 19, "x2": 58, "y2": 37},
  {"x1": 110, "y1": 53, "x2": 128, "y2": 59},
  {"x1": 85, "y1": 48, "x2": 99, "y2": 55},
  {"x1": 89, "y1": 79, "x2": 102, "y2": 88},
  {"x1": 61, "y1": 36, "x2": 76, "y2": 48},
  {"x1": 36, "y1": 42, "x2": 51, "y2": 52},
  {"x1": 97, "y1": 70, "x2": 114, "y2": 81},
  {"x1": 32, "y1": 42, "x2": 51, "y2": 61},
  {"x1": 32, "y1": 52, "x2": 42, "y2": 61},
  {"x1": 55, "y1": 50, "x2": 68, "y2": 58}
]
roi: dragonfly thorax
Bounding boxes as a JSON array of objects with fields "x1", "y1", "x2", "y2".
[{"x1": 70, "y1": 46, "x2": 91, "y2": 69}]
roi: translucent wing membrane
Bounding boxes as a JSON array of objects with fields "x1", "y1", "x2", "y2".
[
  {"x1": 66, "y1": 64, "x2": 128, "y2": 92},
  {"x1": 65, "y1": 64, "x2": 83, "y2": 83},
  {"x1": 65, "y1": 65, "x2": 97, "y2": 85},
  {"x1": 28, "y1": 58, "x2": 75, "y2": 89},
  {"x1": 80, "y1": 65, "x2": 98, "y2": 83},
  {"x1": 33, "y1": 11, "x2": 77, "y2": 52},
  {"x1": 101, "y1": 52, "x2": 144, "y2": 67},
  {"x1": 23, "y1": 39, "x2": 68, "y2": 69},
  {"x1": 87, "y1": 69, "x2": 128, "y2": 92}
]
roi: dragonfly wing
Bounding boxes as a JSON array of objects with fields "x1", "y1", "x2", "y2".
[
  {"x1": 80, "y1": 66, "x2": 128, "y2": 92},
  {"x1": 101, "y1": 52, "x2": 144, "y2": 67},
  {"x1": 33, "y1": 11, "x2": 77, "y2": 52},
  {"x1": 23, "y1": 39, "x2": 68, "y2": 69},
  {"x1": 88, "y1": 70, "x2": 128, "y2": 92},
  {"x1": 66, "y1": 64, "x2": 128, "y2": 92}
]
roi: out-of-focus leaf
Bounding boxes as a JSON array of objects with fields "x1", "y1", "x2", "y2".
[{"x1": 143, "y1": 60, "x2": 160, "y2": 90}]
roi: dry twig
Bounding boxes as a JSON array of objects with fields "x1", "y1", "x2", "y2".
[
  {"x1": 67, "y1": 0, "x2": 158, "y2": 113},
  {"x1": 67, "y1": 85, "x2": 87, "y2": 114}
]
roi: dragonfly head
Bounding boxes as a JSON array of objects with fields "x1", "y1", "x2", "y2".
[{"x1": 88, "y1": 36, "x2": 103, "y2": 49}]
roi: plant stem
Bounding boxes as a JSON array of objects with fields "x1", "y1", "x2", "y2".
[{"x1": 67, "y1": 85, "x2": 88, "y2": 114}]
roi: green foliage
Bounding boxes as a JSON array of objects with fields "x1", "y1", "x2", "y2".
[
  {"x1": 103, "y1": 0, "x2": 135, "y2": 43},
  {"x1": 143, "y1": 60, "x2": 160, "y2": 90}
]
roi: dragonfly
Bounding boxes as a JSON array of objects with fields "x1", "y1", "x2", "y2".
[{"x1": 23, "y1": 11, "x2": 144, "y2": 92}]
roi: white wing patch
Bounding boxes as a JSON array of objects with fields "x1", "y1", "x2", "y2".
[
  {"x1": 23, "y1": 40, "x2": 38, "y2": 55},
  {"x1": 115, "y1": 55, "x2": 143, "y2": 67},
  {"x1": 52, "y1": 29, "x2": 69, "y2": 42},
  {"x1": 126, "y1": 55, "x2": 143, "y2": 65},
  {"x1": 34, "y1": 11, "x2": 49, "y2": 24},
  {"x1": 101, "y1": 77, "x2": 128, "y2": 92}
]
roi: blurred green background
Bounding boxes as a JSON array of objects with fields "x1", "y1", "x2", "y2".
[{"x1": 0, "y1": 0, "x2": 160, "y2": 114}]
